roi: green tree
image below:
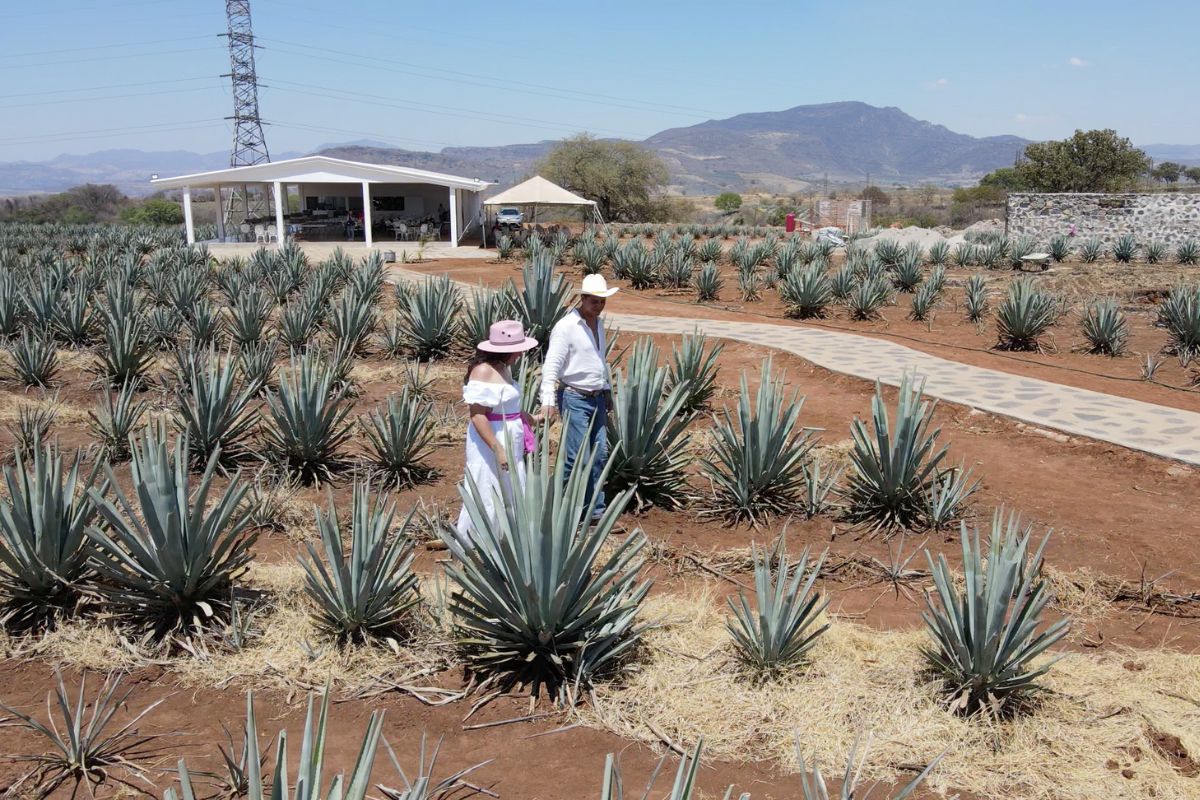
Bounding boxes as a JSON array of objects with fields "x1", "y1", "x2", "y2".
[
  {"x1": 536, "y1": 133, "x2": 669, "y2": 221},
  {"x1": 122, "y1": 198, "x2": 184, "y2": 225},
  {"x1": 1151, "y1": 161, "x2": 1184, "y2": 183},
  {"x1": 714, "y1": 191, "x2": 742, "y2": 212},
  {"x1": 859, "y1": 186, "x2": 890, "y2": 206},
  {"x1": 1013, "y1": 129, "x2": 1150, "y2": 192},
  {"x1": 979, "y1": 167, "x2": 1028, "y2": 191},
  {"x1": 1186, "y1": 166, "x2": 1200, "y2": 185}
]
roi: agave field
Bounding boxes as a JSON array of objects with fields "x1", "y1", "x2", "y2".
[{"x1": 0, "y1": 221, "x2": 1198, "y2": 799}]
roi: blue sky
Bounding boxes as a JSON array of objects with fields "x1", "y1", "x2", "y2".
[{"x1": 0, "y1": 0, "x2": 1194, "y2": 162}]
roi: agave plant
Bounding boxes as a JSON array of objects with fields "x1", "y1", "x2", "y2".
[
  {"x1": 276, "y1": 297, "x2": 321, "y2": 350},
  {"x1": 302, "y1": 481, "x2": 420, "y2": 643},
  {"x1": 1080, "y1": 297, "x2": 1128, "y2": 356},
  {"x1": 843, "y1": 375, "x2": 948, "y2": 533},
  {"x1": 0, "y1": 443, "x2": 102, "y2": 627},
  {"x1": 663, "y1": 332, "x2": 723, "y2": 415},
  {"x1": 605, "y1": 338, "x2": 694, "y2": 511},
  {"x1": 976, "y1": 241, "x2": 1004, "y2": 269},
  {"x1": 693, "y1": 260, "x2": 723, "y2": 302},
  {"x1": 504, "y1": 255, "x2": 573, "y2": 353},
  {"x1": 458, "y1": 288, "x2": 507, "y2": 354},
  {"x1": 908, "y1": 281, "x2": 939, "y2": 322},
  {"x1": 828, "y1": 265, "x2": 856, "y2": 302},
  {"x1": 892, "y1": 253, "x2": 923, "y2": 292},
  {"x1": 1048, "y1": 234, "x2": 1072, "y2": 263},
  {"x1": 495, "y1": 234, "x2": 515, "y2": 261},
  {"x1": 793, "y1": 734, "x2": 943, "y2": 800},
  {"x1": 184, "y1": 298, "x2": 225, "y2": 348},
  {"x1": 802, "y1": 459, "x2": 842, "y2": 518},
  {"x1": 142, "y1": 305, "x2": 182, "y2": 350},
  {"x1": 702, "y1": 359, "x2": 818, "y2": 525},
  {"x1": 925, "y1": 264, "x2": 947, "y2": 296},
  {"x1": 661, "y1": 251, "x2": 695, "y2": 289},
  {"x1": 88, "y1": 381, "x2": 148, "y2": 462},
  {"x1": 173, "y1": 346, "x2": 259, "y2": 469},
  {"x1": 598, "y1": 741, "x2": 743, "y2": 800},
  {"x1": 262, "y1": 351, "x2": 355, "y2": 484},
  {"x1": 963, "y1": 274, "x2": 988, "y2": 322},
  {"x1": 359, "y1": 389, "x2": 437, "y2": 487},
  {"x1": 924, "y1": 462, "x2": 980, "y2": 531},
  {"x1": 738, "y1": 266, "x2": 763, "y2": 302},
  {"x1": 1144, "y1": 241, "x2": 1167, "y2": 265},
  {"x1": 96, "y1": 311, "x2": 152, "y2": 388},
  {"x1": 166, "y1": 690, "x2": 385, "y2": 800},
  {"x1": 951, "y1": 242, "x2": 975, "y2": 268},
  {"x1": 327, "y1": 286, "x2": 378, "y2": 355},
  {"x1": 440, "y1": 433, "x2": 650, "y2": 700},
  {"x1": 1078, "y1": 237, "x2": 1104, "y2": 263},
  {"x1": 52, "y1": 289, "x2": 96, "y2": 346},
  {"x1": 1007, "y1": 235, "x2": 1037, "y2": 269},
  {"x1": 1111, "y1": 233, "x2": 1138, "y2": 263},
  {"x1": 926, "y1": 240, "x2": 950, "y2": 266},
  {"x1": 0, "y1": 671, "x2": 163, "y2": 799},
  {"x1": 6, "y1": 403, "x2": 57, "y2": 462},
  {"x1": 995, "y1": 279, "x2": 1058, "y2": 351},
  {"x1": 1176, "y1": 240, "x2": 1199, "y2": 265},
  {"x1": 227, "y1": 286, "x2": 273, "y2": 348},
  {"x1": 237, "y1": 337, "x2": 279, "y2": 395},
  {"x1": 727, "y1": 539, "x2": 829, "y2": 677},
  {"x1": 846, "y1": 276, "x2": 892, "y2": 321},
  {"x1": 698, "y1": 238, "x2": 723, "y2": 263},
  {"x1": 617, "y1": 242, "x2": 659, "y2": 289},
  {"x1": 1158, "y1": 283, "x2": 1200, "y2": 365},
  {"x1": 8, "y1": 330, "x2": 59, "y2": 387},
  {"x1": 86, "y1": 425, "x2": 257, "y2": 631},
  {"x1": 779, "y1": 263, "x2": 832, "y2": 319},
  {"x1": 923, "y1": 521, "x2": 1069, "y2": 715},
  {"x1": 397, "y1": 275, "x2": 461, "y2": 360},
  {"x1": 574, "y1": 236, "x2": 607, "y2": 275}
]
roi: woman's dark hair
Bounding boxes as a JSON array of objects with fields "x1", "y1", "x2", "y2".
[{"x1": 464, "y1": 348, "x2": 512, "y2": 384}]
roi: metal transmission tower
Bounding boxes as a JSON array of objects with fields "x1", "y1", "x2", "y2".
[{"x1": 222, "y1": 0, "x2": 270, "y2": 225}]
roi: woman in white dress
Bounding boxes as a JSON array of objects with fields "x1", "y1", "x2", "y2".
[{"x1": 455, "y1": 320, "x2": 539, "y2": 544}]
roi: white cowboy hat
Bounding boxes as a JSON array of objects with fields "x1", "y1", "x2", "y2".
[{"x1": 580, "y1": 273, "x2": 619, "y2": 298}]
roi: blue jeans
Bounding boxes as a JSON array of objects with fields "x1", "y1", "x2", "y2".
[{"x1": 557, "y1": 388, "x2": 608, "y2": 518}]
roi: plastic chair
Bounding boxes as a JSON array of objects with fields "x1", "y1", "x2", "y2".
[
  {"x1": 239, "y1": 223, "x2": 252, "y2": 243},
  {"x1": 266, "y1": 224, "x2": 278, "y2": 243}
]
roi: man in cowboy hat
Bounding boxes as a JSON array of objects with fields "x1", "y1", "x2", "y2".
[{"x1": 538, "y1": 273, "x2": 619, "y2": 519}]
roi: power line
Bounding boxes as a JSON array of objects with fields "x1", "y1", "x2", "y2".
[
  {"x1": 0, "y1": 76, "x2": 221, "y2": 99},
  {"x1": 12, "y1": 46, "x2": 220, "y2": 70},
  {"x1": 258, "y1": 37, "x2": 727, "y2": 121},
  {"x1": 0, "y1": 119, "x2": 228, "y2": 146},
  {"x1": 0, "y1": 35, "x2": 214, "y2": 59},
  {"x1": 0, "y1": 84, "x2": 226, "y2": 111}
]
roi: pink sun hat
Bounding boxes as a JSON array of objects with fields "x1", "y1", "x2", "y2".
[{"x1": 477, "y1": 320, "x2": 539, "y2": 353}]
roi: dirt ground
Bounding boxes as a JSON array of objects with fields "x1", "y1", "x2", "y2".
[{"x1": 1, "y1": 275, "x2": 1198, "y2": 798}]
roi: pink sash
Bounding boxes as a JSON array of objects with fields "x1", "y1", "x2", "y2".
[{"x1": 485, "y1": 411, "x2": 536, "y2": 454}]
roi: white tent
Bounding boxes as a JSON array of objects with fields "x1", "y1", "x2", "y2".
[{"x1": 482, "y1": 175, "x2": 604, "y2": 241}]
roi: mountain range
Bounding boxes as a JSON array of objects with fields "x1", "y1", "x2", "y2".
[{"x1": 2, "y1": 102, "x2": 1196, "y2": 197}]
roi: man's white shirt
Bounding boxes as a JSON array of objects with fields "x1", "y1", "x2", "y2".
[{"x1": 539, "y1": 309, "x2": 609, "y2": 407}]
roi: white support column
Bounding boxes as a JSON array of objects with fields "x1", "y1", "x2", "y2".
[
  {"x1": 214, "y1": 184, "x2": 225, "y2": 242},
  {"x1": 361, "y1": 180, "x2": 373, "y2": 248},
  {"x1": 182, "y1": 186, "x2": 195, "y2": 245},
  {"x1": 273, "y1": 181, "x2": 285, "y2": 249},
  {"x1": 448, "y1": 187, "x2": 458, "y2": 245}
]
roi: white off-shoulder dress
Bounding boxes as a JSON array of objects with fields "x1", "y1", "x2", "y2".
[{"x1": 455, "y1": 380, "x2": 527, "y2": 544}]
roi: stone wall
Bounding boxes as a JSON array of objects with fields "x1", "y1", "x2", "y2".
[{"x1": 1006, "y1": 193, "x2": 1200, "y2": 246}]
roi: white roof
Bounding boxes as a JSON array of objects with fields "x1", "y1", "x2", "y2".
[
  {"x1": 150, "y1": 155, "x2": 491, "y2": 191},
  {"x1": 483, "y1": 175, "x2": 596, "y2": 206}
]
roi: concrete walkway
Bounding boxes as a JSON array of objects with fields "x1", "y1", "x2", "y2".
[
  {"x1": 389, "y1": 266, "x2": 1200, "y2": 466},
  {"x1": 207, "y1": 241, "x2": 493, "y2": 261}
]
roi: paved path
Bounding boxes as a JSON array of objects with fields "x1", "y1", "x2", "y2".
[{"x1": 389, "y1": 266, "x2": 1200, "y2": 466}]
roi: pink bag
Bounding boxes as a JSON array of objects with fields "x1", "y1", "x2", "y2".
[{"x1": 486, "y1": 412, "x2": 537, "y2": 455}]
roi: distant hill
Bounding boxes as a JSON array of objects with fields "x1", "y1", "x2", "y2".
[{"x1": 2, "y1": 102, "x2": 1196, "y2": 196}]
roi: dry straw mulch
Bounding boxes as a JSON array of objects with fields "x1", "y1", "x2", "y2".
[{"x1": 581, "y1": 591, "x2": 1200, "y2": 800}]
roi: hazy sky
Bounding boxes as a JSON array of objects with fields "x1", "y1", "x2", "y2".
[{"x1": 1, "y1": 0, "x2": 1195, "y2": 162}]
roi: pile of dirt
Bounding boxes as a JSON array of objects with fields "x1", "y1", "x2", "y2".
[
  {"x1": 860, "y1": 226, "x2": 965, "y2": 250},
  {"x1": 963, "y1": 218, "x2": 1005, "y2": 241}
]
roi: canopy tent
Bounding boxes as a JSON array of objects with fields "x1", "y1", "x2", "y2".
[{"x1": 482, "y1": 176, "x2": 603, "y2": 242}]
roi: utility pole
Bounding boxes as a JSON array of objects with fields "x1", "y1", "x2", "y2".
[{"x1": 221, "y1": 0, "x2": 270, "y2": 227}]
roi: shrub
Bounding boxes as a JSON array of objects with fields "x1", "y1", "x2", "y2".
[
  {"x1": 923, "y1": 522, "x2": 1069, "y2": 715},
  {"x1": 727, "y1": 540, "x2": 829, "y2": 678},
  {"x1": 1080, "y1": 297, "x2": 1128, "y2": 356},
  {"x1": 964, "y1": 274, "x2": 988, "y2": 322},
  {"x1": 996, "y1": 279, "x2": 1058, "y2": 351},
  {"x1": 843, "y1": 375, "x2": 948, "y2": 533},
  {"x1": 86, "y1": 425, "x2": 257, "y2": 633},
  {"x1": 440, "y1": 433, "x2": 649, "y2": 700},
  {"x1": 1158, "y1": 283, "x2": 1200, "y2": 365},
  {"x1": 714, "y1": 192, "x2": 743, "y2": 212},
  {"x1": 605, "y1": 338, "x2": 694, "y2": 511},
  {"x1": 702, "y1": 359, "x2": 817, "y2": 525},
  {"x1": 302, "y1": 481, "x2": 420, "y2": 644}
]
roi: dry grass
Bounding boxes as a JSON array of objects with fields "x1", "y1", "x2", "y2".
[
  {"x1": 0, "y1": 391, "x2": 90, "y2": 425},
  {"x1": 4, "y1": 564, "x2": 457, "y2": 698},
  {"x1": 581, "y1": 591, "x2": 1200, "y2": 800}
]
